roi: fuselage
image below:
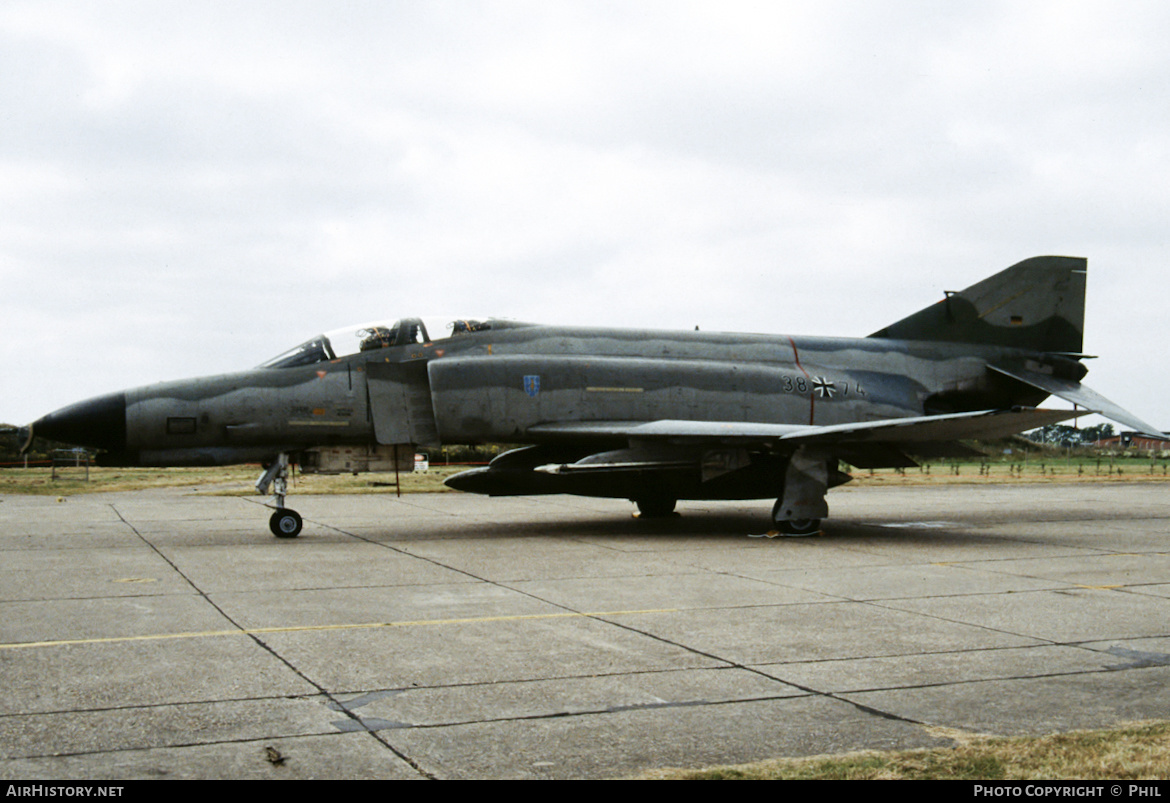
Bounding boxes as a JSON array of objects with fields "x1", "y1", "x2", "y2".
[{"x1": 31, "y1": 319, "x2": 1064, "y2": 468}]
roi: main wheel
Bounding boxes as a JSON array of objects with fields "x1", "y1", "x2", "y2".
[
  {"x1": 777, "y1": 518, "x2": 821, "y2": 536},
  {"x1": 269, "y1": 509, "x2": 303, "y2": 538},
  {"x1": 771, "y1": 499, "x2": 821, "y2": 536},
  {"x1": 635, "y1": 497, "x2": 677, "y2": 518}
]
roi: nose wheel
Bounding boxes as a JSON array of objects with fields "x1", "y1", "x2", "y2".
[{"x1": 269, "y1": 508, "x2": 303, "y2": 538}]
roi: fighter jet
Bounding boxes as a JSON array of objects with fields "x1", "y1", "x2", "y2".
[{"x1": 22, "y1": 256, "x2": 1159, "y2": 538}]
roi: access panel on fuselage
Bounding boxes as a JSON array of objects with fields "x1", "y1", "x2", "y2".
[{"x1": 366, "y1": 360, "x2": 440, "y2": 446}]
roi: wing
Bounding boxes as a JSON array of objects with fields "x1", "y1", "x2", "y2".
[
  {"x1": 526, "y1": 408, "x2": 1083, "y2": 470},
  {"x1": 449, "y1": 408, "x2": 1085, "y2": 495},
  {"x1": 528, "y1": 407, "x2": 1082, "y2": 446}
]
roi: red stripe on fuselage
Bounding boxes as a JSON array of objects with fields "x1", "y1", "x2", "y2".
[{"x1": 788, "y1": 337, "x2": 815, "y2": 425}]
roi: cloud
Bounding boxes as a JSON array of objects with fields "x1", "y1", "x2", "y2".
[{"x1": 2, "y1": 1, "x2": 1167, "y2": 427}]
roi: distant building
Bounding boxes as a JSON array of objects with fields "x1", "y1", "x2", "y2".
[{"x1": 1095, "y1": 432, "x2": 1170, "y2": 451}]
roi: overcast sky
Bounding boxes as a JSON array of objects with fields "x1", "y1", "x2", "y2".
[{"x1": 2, "y1": 0, "x2": 1167, "y2": 429}]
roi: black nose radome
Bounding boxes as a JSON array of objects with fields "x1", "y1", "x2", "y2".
[{"x1": 31, "y1": 392, "x2": 127, "y2": 451}]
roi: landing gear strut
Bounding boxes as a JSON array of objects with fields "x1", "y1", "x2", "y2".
[
  {"x1": 770, "y1": 445, "x2": 828, "y2": 537},
  {"x1": 257, "y1": 453, "x2": 303, "y2": 538}
]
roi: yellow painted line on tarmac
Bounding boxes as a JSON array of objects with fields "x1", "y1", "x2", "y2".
[{"x1": 0, "y1": 608, "x2": 679, "y2": 651}]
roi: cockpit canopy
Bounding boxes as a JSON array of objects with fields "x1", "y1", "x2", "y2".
[{"x1": 259, "y1": 317, "x2": 506, "y2": 369}]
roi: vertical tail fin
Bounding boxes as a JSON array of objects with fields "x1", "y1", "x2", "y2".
[{"x1": 869, "y1": 256, "x2": 1087, "y2": 354}]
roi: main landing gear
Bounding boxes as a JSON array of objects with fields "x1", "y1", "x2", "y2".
[
  {"x1": 257, "y1": 453, "x2": 303, "y2": 538},
  {"x1": 769, "y1": 445, "x2": 829, "y2": 537},
  {"x1": 634, "y1": 495, "x2": 677, "y2": 518}
]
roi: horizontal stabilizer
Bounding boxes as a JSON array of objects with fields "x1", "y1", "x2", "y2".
[{"x1": 989, "y1": 364, "x2": 1161, "y2": 437}]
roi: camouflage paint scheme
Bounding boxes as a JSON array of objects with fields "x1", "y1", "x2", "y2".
[{"x1": 25, "y1": 256, "x2": 1159, "y2": 537}]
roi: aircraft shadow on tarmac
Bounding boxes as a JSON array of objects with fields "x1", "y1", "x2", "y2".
[{"x1": 335, "y1": 502, "x2": 1002, "y2": 544}]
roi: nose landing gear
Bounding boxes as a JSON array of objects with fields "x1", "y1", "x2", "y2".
[{"x1": 257, "y1": 453, "x2": 303, "y2": 538}]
